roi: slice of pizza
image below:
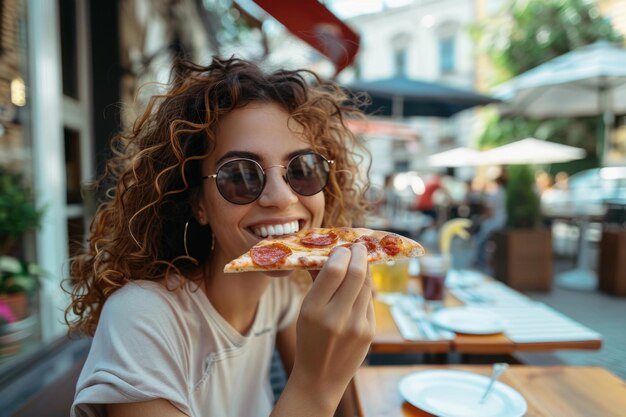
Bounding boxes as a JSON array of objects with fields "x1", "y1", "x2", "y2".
[{"x1": 224, "y1": 227, "x2": 425, "y2": 273}]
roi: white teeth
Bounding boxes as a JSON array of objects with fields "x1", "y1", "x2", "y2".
[{"x1": 252, "y1": 221, "x2": 299, "y2": 237}]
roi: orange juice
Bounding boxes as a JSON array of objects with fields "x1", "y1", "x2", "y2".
[{"x1": 371, "y1": 259, "x2": 410, "y2": 293}]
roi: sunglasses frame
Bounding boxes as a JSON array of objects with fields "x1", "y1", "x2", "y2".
[{"x1": 201, "y1": 152, "x2": 334, "y2": 205}]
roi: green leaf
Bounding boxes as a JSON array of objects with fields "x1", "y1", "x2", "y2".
[{"x1": 0, "y1": 256, "x2": 22, "y2": 274}]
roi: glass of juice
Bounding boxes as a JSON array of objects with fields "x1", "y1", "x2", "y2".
[{"x1": 371, "y1": 259, "x2": 410, "y2": 293}]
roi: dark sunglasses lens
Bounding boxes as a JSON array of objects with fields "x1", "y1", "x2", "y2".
[
  {"x1": 216, "y1": 160, "x2": 264, "y2": 204},
  {"x1": 287, "y1": 154, "x2": 330, "y2": 196}
]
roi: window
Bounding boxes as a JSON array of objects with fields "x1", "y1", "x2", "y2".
[
  {"x1": 439, "y1": 36, "x2": 455, "y2": 74},
  {"x1": 0, "y1": 0, "x2": 93, "y2": 376},
  {"x1": 59, "y1": 0, "x2": 79, "y2": 99},
  {"x1": 0, "y1": 0, "x2": 38, "y2": 373},
  {"x1": 390, "y1": 32, "x2": 411, "y2": 78},
  {"x1": 435, "y1": 21, "x2": 459, "y2": 76},
  {"x1": 394, "y1": 48, "x2": 408, "y2": 77}
]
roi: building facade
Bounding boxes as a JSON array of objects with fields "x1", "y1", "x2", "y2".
[{"x1": 342, "y1": 0, "x2": 481, "y2": 182}]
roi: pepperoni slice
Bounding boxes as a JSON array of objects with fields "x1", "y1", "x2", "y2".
[
  {"x1": 380, "y1": 234, "x2": 402, "y2": 256},
  {"x1": 250, "y1": 243, "x2": 293, "y2": 267},
  {"x1": 300, "y1": 232, "x2": 337, "y2": 247},
  {"x1": 354, "y1": 236, "x2": 379, "y2": 254}
]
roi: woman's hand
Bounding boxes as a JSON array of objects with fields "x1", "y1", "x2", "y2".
[{"x1": 278, "y1": 244, "x2": 375, "y2": 415}]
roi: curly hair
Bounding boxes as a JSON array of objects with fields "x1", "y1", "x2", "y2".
[{"x1": 65, "y1": 57, "x2": 372, "y2": 336}]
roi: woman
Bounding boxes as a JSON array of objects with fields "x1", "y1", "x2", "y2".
[{"x1": 67, "y1": 57, "x2": 375, "y2": 417}]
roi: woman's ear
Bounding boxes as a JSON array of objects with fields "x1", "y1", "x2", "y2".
[{"x1": 189, "y1": 189, "x2": 209, "y2": 225}]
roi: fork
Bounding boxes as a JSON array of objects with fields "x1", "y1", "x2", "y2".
[{"x1": 480, "y1": 363, "x2": 509, "y2": 404}]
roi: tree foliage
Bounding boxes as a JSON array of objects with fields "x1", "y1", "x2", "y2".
[
  {"x1": 474, "y1": 0, "x2": 623, "y2": 85},
  {"x1": 471, "y1": 0, "x2": 624, "y2": 229},
  {"x1": 505, "y1": 165, "x2": 541, "y2": 229},
  {"x1": 472, "y1": 0, "x2": 623, "y2": 156}
]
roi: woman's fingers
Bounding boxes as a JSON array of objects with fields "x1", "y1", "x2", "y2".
[
  {"x1": 345, "y1": 269, "x2": 375, "y2": 337},
  {"x1": 304, "y1": 246, "x2": 351, "y2": 305},
  {"x1": 292, "y1": 245, "x2": 376, "y2": 401},
  {"x1": 350, "y1": 268, "x2": 373, "y2": 315},
  {"x1": 328, "y1": 244, "x2": 368, "y2": 309}
]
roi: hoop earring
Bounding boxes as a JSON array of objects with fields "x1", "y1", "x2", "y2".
[
  {"x1": 183, "y1": 217, "x2": 215, "y2": 258},
  {"x1": 183, "y1": 218, "x2": 192, "y2": 258}
]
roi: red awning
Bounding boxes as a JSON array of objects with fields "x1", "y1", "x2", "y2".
[{"x1": 253, "y1": 0, "x2": 360, "y2": 76}]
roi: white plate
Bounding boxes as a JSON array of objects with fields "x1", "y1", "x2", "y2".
[
  {"x1": 432, "y1": 307, "x2": 505, "y2": 334},
  {"x1": 398, "y1": 370, "x2": 527, "y2": 417},
  {"x1": 446, "y1": 269, "x2": 485, "y2": 288}
]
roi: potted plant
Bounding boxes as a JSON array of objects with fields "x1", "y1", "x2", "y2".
[
  {"x1": 0, "y1": 166, "x2": 43, "y2": 254},
  {"x1": 0, "y1": 256, "x2": 43, "y2": 320},
  {"x1": 492, "y1": 165, "x2": 553, "y2": 291},
  {"x1": 0, "y1": 165, "x2": 44, "y2": 345}
]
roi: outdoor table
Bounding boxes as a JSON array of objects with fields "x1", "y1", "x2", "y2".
[
  {"x1": 352, "y1": 365, "x2": 626, "y2": 417},
  {"x1": 372, "y1": 278, "x2": 602, "y2": 355}
]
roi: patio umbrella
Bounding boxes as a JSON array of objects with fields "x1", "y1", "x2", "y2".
[
  {"x1": 481, "y1": 138, "x2": 587, "y2": 165},
  {"x1": 427, "y1": 147, "x2": 483, "y2": 167},
  {"x1": 493, "y1": 41, "x2": 626, "y2": 162},
  {"x1": 346, "y1": 76, "x2": 500, "y2": 118}
]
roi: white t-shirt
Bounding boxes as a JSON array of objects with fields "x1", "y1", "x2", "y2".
[{"x1": 71, "y1": 276, "x2": 302, "y2": 417}]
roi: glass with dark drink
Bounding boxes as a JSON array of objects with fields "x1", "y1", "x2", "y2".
[{"x1": 417, "y1": 254, "x2": 449, "y2": 305}]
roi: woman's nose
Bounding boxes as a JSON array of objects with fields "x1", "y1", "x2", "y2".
[{"x1": 257, "y1": 166, "x2": 298, "y2": 208}]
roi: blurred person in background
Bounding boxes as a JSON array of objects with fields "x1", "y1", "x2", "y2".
[
  {"x1": 553, "y1": 171, "x2": 570, "y2": 190},
  {"x1": 382, "y1": 173, "x2": 399, "y2": 218},
  {"x1": 66, "y1": 57, "x2": 374, "y2": 417},
  {"x1": 440, "y1": 173, "x2": 469, "y2": 220},
  {"x1": 535, "y1": 170, "x2": 555, "y2": 227},
  {"x1": 473, "y1": 167, "x2": 507, "y2": 270},
  {"x1": 414, "y1": 172, "x2": 449, "y2": 225},
  {"x1": 534, "y1": 170, "x2": 553, "y2": 195},
  {"x1": 540, "y1": 171, "x2": 571, "y2": 224}
]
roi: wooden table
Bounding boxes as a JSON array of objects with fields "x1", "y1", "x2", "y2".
[
  {"x1": 372, "y1": 280, "x2": 602, "y2": 355},
  {"x1": 353, "y1": 365, "x2": 626, "y2": 417}
]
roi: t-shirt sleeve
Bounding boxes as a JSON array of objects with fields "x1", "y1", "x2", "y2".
[
  {"x1": 275, "y1": 277, "x2": 304, "y2": 331},
  {"x1": 71, "y1": 283, "x2": 191, "y2": 417}
]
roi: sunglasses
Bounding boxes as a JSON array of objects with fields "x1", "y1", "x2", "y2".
[{"x1": 202, "y1": 152, "x2": 334, "y2": 204}]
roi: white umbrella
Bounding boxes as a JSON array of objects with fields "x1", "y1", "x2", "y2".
[
  {"x1": 427, "y1": 147, "x2": 482, "y2": 167},
  {"x1": 493, "y1": 41, "x2": 626, "y2": 163},
  {"x1": 481, "y1": 138, "x2": 587, "y2": 165}
]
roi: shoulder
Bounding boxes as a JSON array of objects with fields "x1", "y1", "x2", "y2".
[
  {"x1": 99, "y1": 279, "x2": 194, "y2": 331},
  {"x1": 104, "y1": 281, "x2": 177, "y2": 314}
]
